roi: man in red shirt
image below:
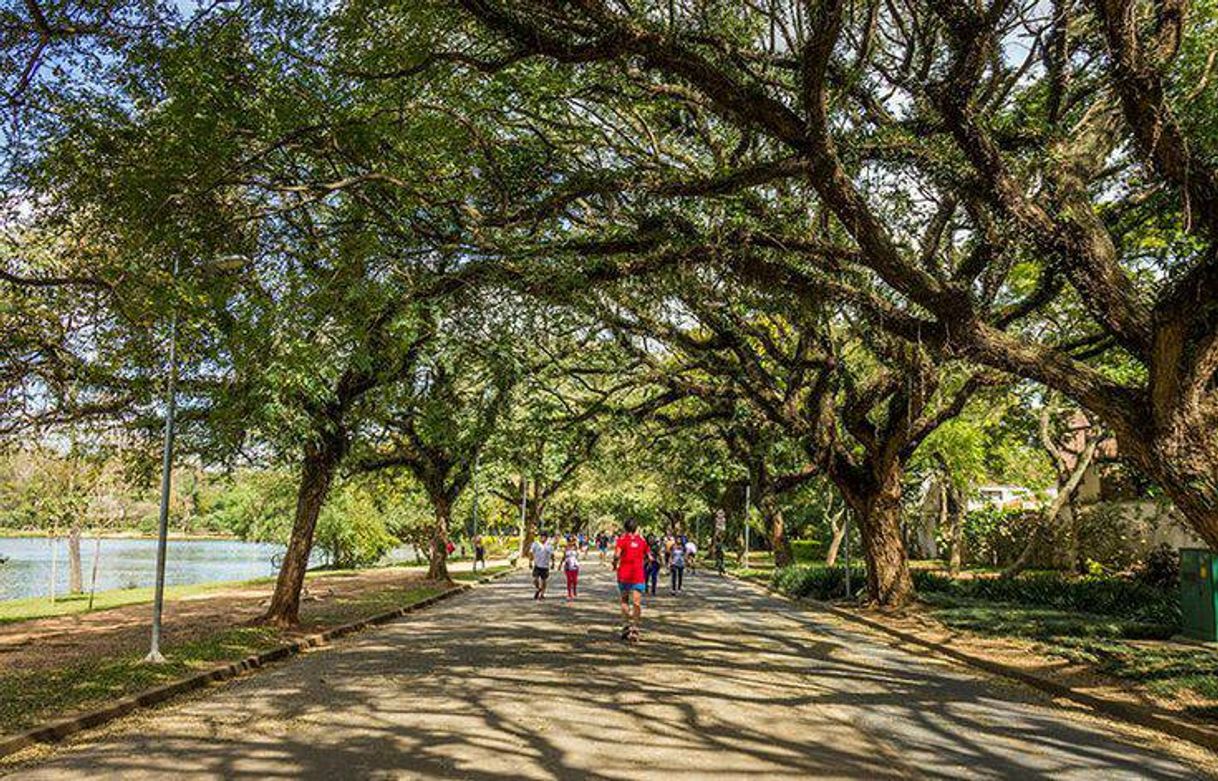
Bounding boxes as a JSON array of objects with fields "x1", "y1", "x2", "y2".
[{"x1": 613, "y1": 518, "x2": 651, "y2": 639}]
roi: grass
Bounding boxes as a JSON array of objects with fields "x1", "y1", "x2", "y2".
[
  {"x1": 0, "y1": 580, "x2": 260, "y2": 625},
  {"x1": 924, "y1": 594, "x2": 1177, "y2": 641},
  {"x1": 0, "y1": 582, "x2": 445, "y2": 735},
  {"x1": 923, "y1": 593, "x2": 1217, "y2": 715},
  {"x1": 451, "y1": 565, "x2": 510, "y2": 583},
  {"x1": 734, "y1": 567, "x2": 773, "y2": 584},
  {"x1": 1049, "y1": 638, "x2": 1218, "y2": 715}
]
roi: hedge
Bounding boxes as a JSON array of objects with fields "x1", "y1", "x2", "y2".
[
  {"x1": 790, "y1": 539, "x2": 821, "y2": 564},
  {"x1": 912, "y1": 570, "x2": 1180, "y2": 625},
  {"x1": 772, "y1": 565, "x2": 866, "y2": 600},
  {"x1": 770, "y1": 565, "x2": 1180, "y2": 626}
]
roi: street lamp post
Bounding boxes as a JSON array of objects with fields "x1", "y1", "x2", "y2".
[
  {"x1": 743, "y1": 483, "x2": 751, "y2": 568},
  {"x1": 144, "y1": 254, "x2": 243, "y2": 664},
  {"x1": 843, "y1": 511, "x2": 852, "y2": 599},
  {"x1": 145, "y1": 257, "x2": 179, "y2": 663},
  {"x1": 470, "y1": 453, "x2": 479, "y2": 540}
]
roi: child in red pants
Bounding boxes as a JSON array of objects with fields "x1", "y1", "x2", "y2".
[{"x1": 562, "y1": 537, "x2": 581, "y2": 599}]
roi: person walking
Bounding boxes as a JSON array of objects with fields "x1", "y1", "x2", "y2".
[
  {"x1": 644, "y1": 535, "x2": 660, "y2": 596},
  {"x1": 670, "y1": 538, "x2": 686, "y2": 593},
  {"x1": 563, "y1": 536, "x2": 581, "y2": 600},
  {"x1": 473, "y1": 535, "x2": 487, "y2": 572},
  {"x1": 613, "y1": 519, "x2": 650, "y2": 641},
  {"x1": 530, "y1": 532, "x2": 555, "y2": 600},
  {"x1": 684, "y1": 536, "x2": 697, "y2": 576}
]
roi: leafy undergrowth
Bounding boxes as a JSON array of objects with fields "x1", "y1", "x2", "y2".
[
  {"x1": 0, "y1": 583, "x2": 443, "y2": 735},
  {"x1": 0, "y1": 580, "x2": 267, "y2": 625}
]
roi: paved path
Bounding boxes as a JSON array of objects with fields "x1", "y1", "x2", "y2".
[{"x1": 6, "y1": 567, "x2": 1209, "y2": 779}]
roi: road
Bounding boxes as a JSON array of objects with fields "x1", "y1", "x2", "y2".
[{"x1": 5, "y1": 566, "x2": 1209, "y2": 779}]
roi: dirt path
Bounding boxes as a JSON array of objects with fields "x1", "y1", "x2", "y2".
[
  {"x1": 0, "y1": 563, "x2": 493, "y2": 673},
  {"x1": 5, "y1": 566, "x2": 1212, "y2": 779}
]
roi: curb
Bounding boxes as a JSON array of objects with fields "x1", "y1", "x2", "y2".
[
  {"x1": 725, "y1": 572, "x2": 1218, "y2": 755},
  {"x1": 0, "y1": 567, "x2": 517, "y2": 760}
]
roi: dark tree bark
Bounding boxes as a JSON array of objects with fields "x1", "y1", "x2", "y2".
[
  {"x1": 428, "y1": 495, "x2": 451, "y2": 581},
  {"x1": 837, "y1": 462, "x2": 915, "y2": 606},
  {"x1": 263, "y1": 432, "x2": 344, "y2": 627},
  {"x1": 759, "y1": 492, "x2": 793, "y2": 567}
]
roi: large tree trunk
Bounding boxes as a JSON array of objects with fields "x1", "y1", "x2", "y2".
[
  {"x1": 1139, "y1": 439, "x2": 1218, "y2": 552},
  {"x1": 67, "y1": 525, "x2": 83, "y2": 594},
  {"x1": 262, "y1": 436, "x2": 342, "y2": 627},
  {"x1": 518, "y1": 498, "x2": 543, "y2": 563},
  {"x1": 760, "y1": 492, "x2": 793, "y2": 567},
  {"x1": 848, "y1": 465, "x2": 915, "y2": 607},
  {"x1": 428, "y1": 496, "x2": 451, "y2": 581}
]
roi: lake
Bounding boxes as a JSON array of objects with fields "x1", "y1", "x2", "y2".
[
  {"x1": 0, "y1": 536, "x2": 296, "y2": 602},
  {"x1": 0, "y1": 536, "x2": 420, "y2": 602}
]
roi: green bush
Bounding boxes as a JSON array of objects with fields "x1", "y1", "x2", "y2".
[
  {"x1": 790, "y1": 539, "x2": 821, "y2": 564},
  {"x1": 772, "y1": 565, "x2": 866, "y2": 600},
  {"x1": 315, "y1": 486, "x2": 397, "y2": 569},
  {"x1": 912, "y1": 570, "x2": 1179, "y2": 625},
  {"x1": 475, "y1": 534, "x2": 519, "y2": 557}
]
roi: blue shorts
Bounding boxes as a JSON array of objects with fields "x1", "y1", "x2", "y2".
[{"x1": 618, "y1": 582, "x2": 646, "y2": 594}]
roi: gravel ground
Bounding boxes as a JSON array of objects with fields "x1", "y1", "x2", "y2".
[{"x1": 4, "y1": 565, "x2": 1212, "y2": 779}]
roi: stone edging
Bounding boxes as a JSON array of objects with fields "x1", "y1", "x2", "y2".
[
  {"x1": 0, "y1": 567, "x2": 516, "y2": 760},
  {"x1": 727, "y1": 572, "x2": 1218, "y2": 755}
]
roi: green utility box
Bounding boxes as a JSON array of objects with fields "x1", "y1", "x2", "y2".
[{"x1": 1180, "y1": 548, "x2": 1218, "y2": 642}]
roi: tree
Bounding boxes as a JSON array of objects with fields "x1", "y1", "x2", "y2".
[
  {"x1": 598, "y1": 268, "x2": 993, "y2": 604},
  {"x1": 353, "y1": 298, "x2": 525, "y2": 580},
  {"x1": 455, "y1": 0, "x2": 1218, "y2": 554}
]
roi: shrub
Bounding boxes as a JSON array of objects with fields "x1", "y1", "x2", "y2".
[
  {"x1": 772, "y1": 565, "x2": 866, "y2": 600},
  {"x1": 1134, "y1": 544, "x2": 1180, "y2": 590},
  {"x1": 912, "y1": 570, "x2": 1179, "y2": 625},
  {"x1": 790, "y1": 539, "x2": 821, "y2": 564},
  {"x1": 953, "y1": 506, "x2": 1043, "y2": 568}
]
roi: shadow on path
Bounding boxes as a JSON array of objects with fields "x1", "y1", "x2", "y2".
[{"x1": 6, "y1": 567, "x2": 1208, "y2": 780}]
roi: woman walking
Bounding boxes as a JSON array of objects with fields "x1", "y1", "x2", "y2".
[
  {"x1": 563, "y1": 536, "x2": 581, "y2": 599},
  {"x1": 670, "y1": 539, "x2": 686, "y2": 594}
]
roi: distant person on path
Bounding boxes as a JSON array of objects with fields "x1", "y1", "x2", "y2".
[
  {"x1": 613, "y1": 519, "x2": 650, "y2": 640},
  {"x1": 530, "y1": 532, "x2": 555, "y2": 600},
  {"x1": 670, "y1": 539, "x2": 686, "y2": 593},
  {"x1": 643, "y1": 535, "x2": 660, "y2": 596},
  {"x1": 684, "y1": 537, "x2": 697, "y2": 575},
  {"x1": 474, "y1": 536, "x2": 487, "y2": 571},
  {"x1": 563, "y1": 536, "x2": 582, "y2": 599}
]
